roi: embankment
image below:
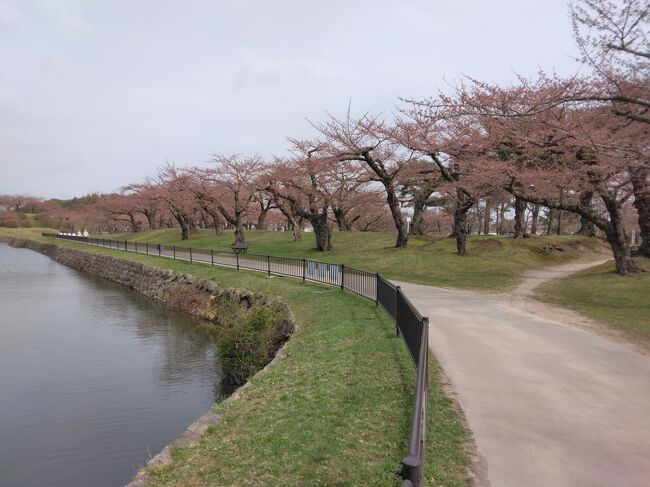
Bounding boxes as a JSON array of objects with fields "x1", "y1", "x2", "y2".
[
  {"x1": 10, "y1": 237, "x2": 296, "y2": 485},
  {"x1": 11, "y1": 238, "x2": 294, "y2": 385}
]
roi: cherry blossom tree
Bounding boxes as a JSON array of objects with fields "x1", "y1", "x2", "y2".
[
  {"x1": 315, "y1": 110, "x2": 412, "y2": 248},
  {"x1": 187, "y1": 155, "x2": 261, "y2": 244},
  {"x1": 149, "y1": 164, "x2": 200, "y2": 240},
  {"x1": 263, "y1": 141, "x2": 337, "y2": 251}
]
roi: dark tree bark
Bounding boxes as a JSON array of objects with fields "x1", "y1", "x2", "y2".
[
  {"x1": 173, "y1": 212, "x2": 190, "y2": 240},
  {"x1": 546, "y1": 208, "x2": 555, "y2": 235},
  {"x1": 498, "y1": 203, "x2": 507, "y2": 235},
  {"x1": 507, "y1": 180, "x2": 638, "y2": 275},
  {"x1": 630, "y1": 165, "x2": 650, "y2": 257},
  {"x1": 311, "y1": 212, "x2": 332, "y2": 251},
  {"x1": 451, "y1": 188, "x2": 476, "y2": 255},
  {"x1": 483, "y1": 199, "x2": 491, "y2": 235},
  {"x1": 356, "y1": 150, "x2": 408, "y2": 247},
  {"x1": 257, "y1": 209, "x2": 268, "y2": 230},
  {"x1": 410, "y1": 196, "x2": 428, "y2": 235},
  {"x1": 576, "y1": 191, "x2": 597, "y2": 236},
  {"x1": 332, "y1": 206, "x2": 360, "y2": 232},
  {"x1": 141, "y1": 208, "x2": 158, "y2": 230},
  {"x1": 202, "y1": 207, "x2": 224, "y2": 236},
  {"x1": 530, "y1": 204, "x2": 540, "y2": 235},
  {"x1": 513, "y1": 197, "x2": 527, "y2": 239},
  {"x1": 255, "y1": 197, "x2": 275, "y2": 231}
]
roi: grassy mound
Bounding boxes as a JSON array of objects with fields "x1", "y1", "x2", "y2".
[
  {"x1": 537, "y1": 257, "x2": 650, "y2": 350},
  {"x1": 118, "y1": 229, "x2": 607, "y2": 291}
]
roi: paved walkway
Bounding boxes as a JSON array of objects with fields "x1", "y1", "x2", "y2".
[{"x1": 396, "y1": 264, "x2": 650, "y2": 487}]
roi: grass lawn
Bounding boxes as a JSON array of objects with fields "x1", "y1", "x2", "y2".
[
  {"x1": 36, "y1": 237, "x2": 472, "y2": 486},
  {"x1": 0, "y1": 226, "x2": 58, "y2": 238},
  {"x1": 537, "y1": 257, "x2": 650, "y2": 351},
  {"x1": 114, "y1": 229, "x2": 607, "y2": 291}
]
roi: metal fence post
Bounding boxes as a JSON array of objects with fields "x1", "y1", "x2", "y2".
[
  {"x1": 400, "y1": 455, "x2": 421, "y2": 486},
  {"x1": 302, "y1": 259, "x2": 306, "y2": 282},
  {"x1": 173, "y1": 245, "x2": 176, "y2": 259},
  {"x1": 135, "y1": 241, "x2": 138, "y2": 253},
  {"x1": 395, "y1": 285, "x2": 401, "y2": 337},
  {"x1": 146, "y1": 242, "x2": 149, "y2": 254},
  {"x1": 124, "y1": 240, "x2": 127, "y2": 251},
  {"x1": 267, "y1": 255, "x2": 271, "y2": 276},
  {"x1": 236, "y1": 252, "x2": 239, "y2": 270},
  {"x1": 189, "y1": 247, "x2": 192, "y2": 263},
  {"x1": 340, "y1": 264, "x2": 345, "y2": 290},
  {"x1": 211, "y1": 249, "x2": 214, "y2": 266},
  {"x1": 158, "y1": 244, "x2": 161, "y2": 257},
  {"x1": 375, "y1": 273, "x2": 380, "y2": 306}
]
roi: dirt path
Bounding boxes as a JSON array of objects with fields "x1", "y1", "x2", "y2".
[
  {"x1": 497, "y1": 255, "x2": 647, "y2": 354},
  {"x1": 395, "y1": 260, "x2": 650, "y2": 487},
  {"x1": 509, "y1": 256, "x2": 612, "y2": 301}
]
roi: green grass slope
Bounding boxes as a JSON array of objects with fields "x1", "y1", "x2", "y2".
[
  {"x1": 537, "y1": 257, "x2": 650, "y2": 350},
  {"x1": 0, "y1": 226, "x2": 58, "y2": 238},
  {"x1": 116, "y1": 229, "x2": 607, "y2": 291},
  {"x1": 38, "y1": 237, "x2": 472, "y2": 486}
]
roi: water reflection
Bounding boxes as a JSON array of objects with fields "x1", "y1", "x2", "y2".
[{"x1": 0, "y1": 244, "x2": 223, "y2": 487}]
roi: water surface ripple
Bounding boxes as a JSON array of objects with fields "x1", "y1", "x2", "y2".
[{"x1": 0, "y1": 243, "x2": 221, "y2": 486}]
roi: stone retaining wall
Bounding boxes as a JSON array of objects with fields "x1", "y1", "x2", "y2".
[
  {"x1": 9, "y1": 237, "x2": 295, "y2": 486},
  {"x1": 10, "y1": 238, "x2": 293, "y2": 335}
]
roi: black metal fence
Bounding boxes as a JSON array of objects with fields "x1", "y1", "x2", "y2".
[{"x1": 44, "y1": 233, "x2": 429, "y2": 486}]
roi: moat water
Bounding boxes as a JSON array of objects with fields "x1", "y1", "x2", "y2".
[{"x1": 0, "y1": 243, "x2": 223, "y2": 486}]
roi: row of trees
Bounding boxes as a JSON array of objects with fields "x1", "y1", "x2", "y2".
[{"x1": 3, "y1": 1, "x2": 647, "y2": 275}]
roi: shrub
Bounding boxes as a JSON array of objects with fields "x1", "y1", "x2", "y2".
[{"x1": 206, "y1": 301, "x2": 291, "y2": 386}]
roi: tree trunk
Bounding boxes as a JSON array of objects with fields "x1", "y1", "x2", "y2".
[
  {"x1": 556, "y1": 210, "x2": 563, "y2": 235},
  {"x1": 179, "y1": 218, "x2": 189, "y2": 240},
  {"x1": 385, "y1": 181, "x2": 408, "y2": 248},
  {"x1": 333, "y1": 207, "x2": 353, "y2": 232},
  {"x1": 530, "y1": 204, "x2": 540, "y2": 235},
  {"x1": 453, "y1": 207, "x2": 468, "y2": 255},
  {"x1": 129, "y1": 213, "x2": 140, "y2": 233},
  {"x1": 576, "y1": 191, "x2": 596, "y2": 236},
  {"x1": 601, "y1": 199, "x2": 638, "y2": 275},
  {"x1": 209, "y1": 212, "x2": 224, "y2": 235},
  {"x1": 257, "y1": 208, "x2": 268, "y2": 230},
  {"x1": 513, "y1": 198, "x2": 527, "y2": 239},
  {"x1": 483, "y1": 200, "x2": 491, "y2": 235},
  {"x1": 234, "y1": 223, "x2": 246, "y2": 244},
  {"x1": 546, "y1": 208, "x2": 555, "y2": 235},
  {"x1": 630, "y1": 165, "x2": 650, "y2": 257},
  {"x1": 476, "y1": 202, "x2": 482, "y2": 235},
  {"x1": 410, "y1": 196, "x2": 427, "y2": 236},
  {"x1": 453, "y1": 189, "x2": 475, "y2": 255},
  {"x1": 498, "y1": 203, "x2": 507, "y2": 235},
  {"x1": 311, "y1": 212, "x2": 331, "y2": 251},
  {"x1": 143, "y1": 210, "x2": 157, "y2": 230}
]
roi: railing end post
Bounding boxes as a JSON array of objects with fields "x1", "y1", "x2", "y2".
[{"x1": 400, "y1": 454, "x2": 421, "y2": 486}]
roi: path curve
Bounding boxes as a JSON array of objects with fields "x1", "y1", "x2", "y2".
[{"x1": 395, "y1": 259, "x2": 650, "y2": 487}]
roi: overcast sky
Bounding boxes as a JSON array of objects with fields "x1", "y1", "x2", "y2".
[{"x1": 1, "y1": 0, "x2": 582, "y2": 199}]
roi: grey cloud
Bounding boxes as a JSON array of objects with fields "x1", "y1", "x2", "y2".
[{"x1": 1, "y1": 0, "x2": 580, "y2": 199}]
